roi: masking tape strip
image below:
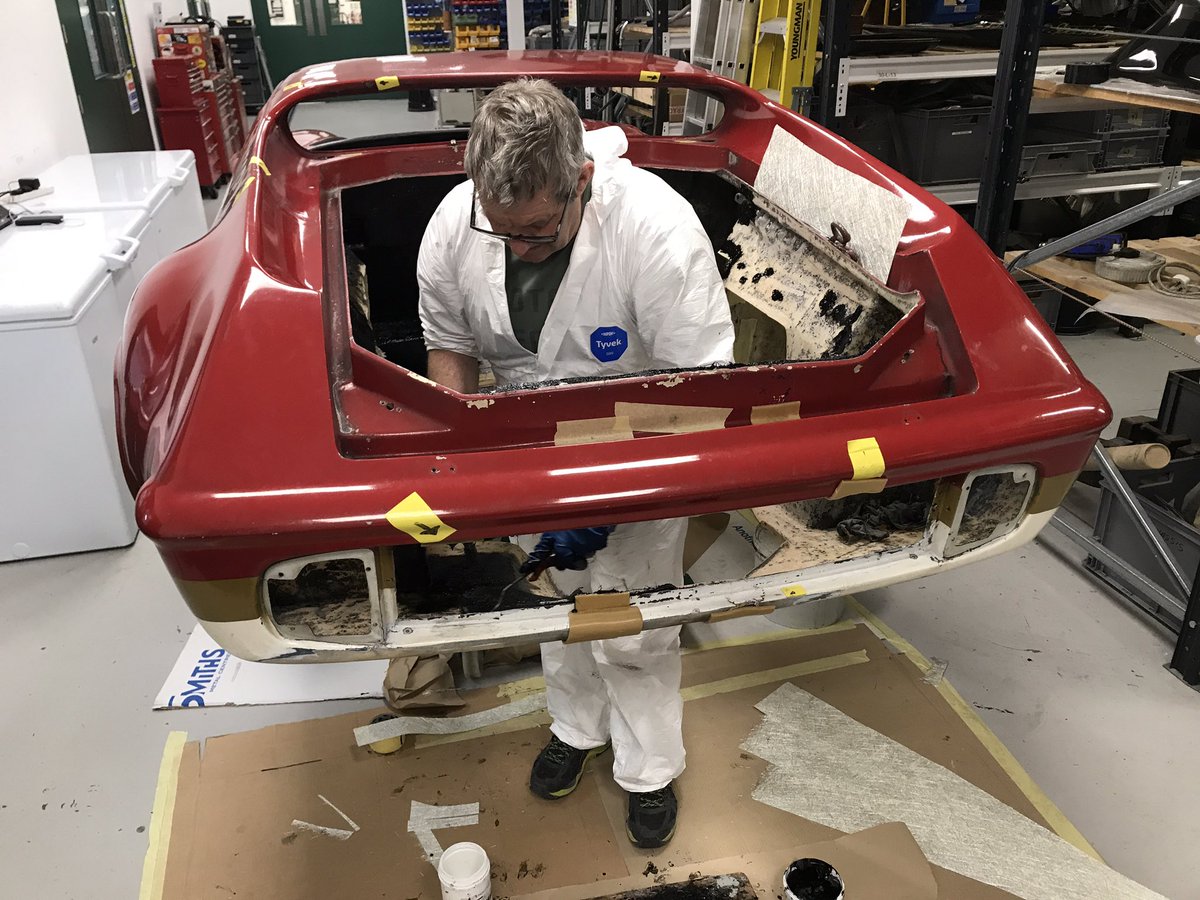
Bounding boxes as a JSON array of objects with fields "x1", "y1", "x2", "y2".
[
  {"x1": 292, "y1": 819, "x2": 353, "y2": 841},
  {"x1": 614, "y1": 401, "x2": 733, "y2": 435},
  {"x1": 137, "y1": 730, "x2": 187, "y2": 900},
  {"x1": 680, "y1": 650, "x2": 870, "y2": 701},
  {"x1": 425, "y1": 648, "x2": 871, "y2": 747},
  {"x1": 318, "y1": 794, "x2": 360, "y2": 832},
  {"x1": 566, "y1": 592, "x2": 643, "y2": 644},
  {"x1": 408, "y1": 801, "x2": 480, "y2": 865},
  {"x1": 248, "y1": 156, "x2": 271, "y2": 177},
  {"x1": 750, "y1": 401, "x2": 802, "y2": 425},
  {"x1": 352, "y1": 692, "x2": 547, "y2": 746},
  {"x1": 844, "y1": 596, "x2": 1103, "y2": 861},
  {"x1": 497, "y1": 675, "x2": 545, "y2": 699},
  {"x1": 639, "y1": 70, "x2": 661, "y2": 82},
  {"x1": 847, "y1": 437, "x2": 886, "y2": 480},
  {"x1": 707, "y1": 604, "x2": 776, "y2": 623},
  {"x1": 830, "y1": 477, "x2": 888, "y2": 500},
  {"x1": 554, "y1": 415, "x2": 634, "y2": 446},
  {"x1": 232, "y1": 175, "x2": 255, "y2": 204}
]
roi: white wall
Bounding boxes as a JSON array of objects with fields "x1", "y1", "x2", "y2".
[{"x1": 0, "y1": 4, "x2": 89, "y2": 187}]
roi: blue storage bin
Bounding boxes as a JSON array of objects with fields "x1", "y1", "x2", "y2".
[{"x1": 919, "y1": 0, "x2": 981, "y2": 24}]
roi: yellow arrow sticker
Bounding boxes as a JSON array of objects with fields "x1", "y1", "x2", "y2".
[
  {"x1": 386, "y1": 492, "x2": 456, "y2": 544},
  {"x1": 249, "y1": 156, "x2": 271, "y2": 176},
  {"x1": 847, "y1": 437, "x2": 886, "y2": 480},
  {"x1": 376, "y1": 75, "x2": 401, "y2": 91},
  {"x1": 781, "y1": 584, "x2": 807, "y2": 598},
  {"x1": 639, "y1": 70, "x2": 661, "y2": 83}
]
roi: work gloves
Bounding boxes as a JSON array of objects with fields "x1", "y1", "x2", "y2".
[{"x1": 520, "y1": 526, "x2": 616, "y2": 573}]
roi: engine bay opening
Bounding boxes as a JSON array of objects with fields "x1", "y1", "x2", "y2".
[{"x1": 337, "y1": 168, "x2": 916, "y2": 387}]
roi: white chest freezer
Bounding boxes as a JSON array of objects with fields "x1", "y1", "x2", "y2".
[
  {"x1": 27, "y1": 150, "x2": 207, "y2": 270},
  {"x1": 0, "y1": 209, "x2": 153, "y2": 561}
]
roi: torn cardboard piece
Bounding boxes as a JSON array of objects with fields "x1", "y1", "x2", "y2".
[
  {"x1": 750, "y1": 401, "x2": 801, "y2": 425},
  {"x1": 154, "y1": 625, "x2": 386, "y2": 709}
]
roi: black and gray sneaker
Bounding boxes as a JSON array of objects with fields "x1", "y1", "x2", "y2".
[
  {"x1": 626, "y1": 783, "x2": 678, "y2": 848},
  {"x1": 529, "y1": 735, "x2": 609, "y2": 800}
]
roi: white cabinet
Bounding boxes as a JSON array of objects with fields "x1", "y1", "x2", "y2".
[{"x1": 1, "y1": 151, "x2": 208, "y2": 562}]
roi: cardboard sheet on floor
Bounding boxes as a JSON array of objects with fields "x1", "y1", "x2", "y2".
[
  {"x1": 158, "y1": 626, "x2": 1061, "y2": 899},
  {"x1": 154, "y1": 626, "x2": 386, "y2": 709}
]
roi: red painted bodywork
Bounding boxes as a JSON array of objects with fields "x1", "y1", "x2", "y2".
[{"x1": 116, "y1": 51, "x2": 1110, "y2": 584}]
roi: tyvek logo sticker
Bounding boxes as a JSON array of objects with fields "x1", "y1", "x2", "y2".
[{"x1": 590, "y1": 326, "x2": 628, "y2": 362}]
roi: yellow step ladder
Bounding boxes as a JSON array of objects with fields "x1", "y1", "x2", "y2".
[{"x1": 749, "y1": 0, "x2": 822, "y2": 111}]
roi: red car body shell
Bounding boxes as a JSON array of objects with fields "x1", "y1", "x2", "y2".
[{"x1": 116, "y1": 51, "x2": 1110, "y2": 588}]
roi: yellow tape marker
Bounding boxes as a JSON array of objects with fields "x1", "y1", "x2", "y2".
[
  {"x1": 639, "y1": 70, "x2": 661, "y2": 83},
  {"x1": 283, "y1": 80, "x2": 304, "y2": 91},
  {"x1": 781, "y1": 584, "x2": 807, "y2": 598},
  {"x1": 847, "y1": 437, "x2": 886, "y2": 480},
  {"x1": 249, "y1": 156, "x2": 271, "y2": 177},
  {"x1": 138, "y1": 731, "x2": 187, "y2": 900},
  {"x1": 375, "y1": 75, "x2": 401, "y2": 91},
  {"x1": 386, "y1": 491, "x2": 457, "y2": 543},
  {"x1": 232, "y1": 175, "x2": 256, "y2": 204}
]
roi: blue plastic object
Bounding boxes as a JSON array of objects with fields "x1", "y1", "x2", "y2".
[
  {"x1": 918, "y1": 0, "x2": 982, "y2": 24},
  {"x1": 1064, "y1": 233, "x2": 1124, "y2": 260}
]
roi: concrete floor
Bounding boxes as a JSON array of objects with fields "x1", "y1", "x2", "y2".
[{"x1": 9, "y1": 131, "x2": 1200, "y2": 896}]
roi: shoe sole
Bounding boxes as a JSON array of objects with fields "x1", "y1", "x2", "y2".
[
  {"x1": 626, "y1": 821, "x2": 676, "y2": 849},
  {"x1": 538, "y1": 744, "x2": 610, "y2": 800}
]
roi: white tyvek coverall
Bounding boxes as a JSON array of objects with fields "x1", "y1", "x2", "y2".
[{"x1": 417, "y1": 125, "x2": 734, "y2": 792}]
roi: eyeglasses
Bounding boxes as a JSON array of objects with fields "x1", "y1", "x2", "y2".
[{"x1": 469, "y1": 189, "x2": 571, "y2": 245}]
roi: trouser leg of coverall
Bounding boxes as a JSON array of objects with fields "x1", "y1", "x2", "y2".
[{"x1": 528, "y1": 520, "x2": 688, "y2": 792}]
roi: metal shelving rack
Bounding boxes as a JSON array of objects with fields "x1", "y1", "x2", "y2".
[{"x1": 810, "y1": 2, "x2": 1190, "y2": 248}]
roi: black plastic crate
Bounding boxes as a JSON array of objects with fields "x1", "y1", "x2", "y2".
[
  {"x1": 1044, "y1": 107, "x2": 1171, "y2": 135},
  {"x1": 839, "y1": 93, "x2": 902, "y2": 169},
  {"x1": 1158, "y1": 369, "x2": 1200, "y2": 441},
  {"x1": 1019, "y1": 130, "x2": 1101, "y2": 178},
  {"x1": 1098, "y1": 129, "x2": 1168, "y2": 170},
  {"x1": 895, "y1": 104, "x2": 992, "y2": 184}
]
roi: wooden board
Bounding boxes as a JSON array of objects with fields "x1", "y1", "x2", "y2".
[
  {"x1": 1033, "y1": 75, "x2": 1200, "y2": 116},
  {"x1": 1006, "y1": 237, "x2": 1200, "y2": 336}
]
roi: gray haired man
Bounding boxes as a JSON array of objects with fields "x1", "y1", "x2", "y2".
[{"x1": 418, "y1": 78, "x2": 734, "y2": 847}]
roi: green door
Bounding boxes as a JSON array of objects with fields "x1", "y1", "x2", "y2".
[
  {"x1": 55, "y1": 0, "x2": 155, "y2": 153},
  {"x1": 250, "y1": 0, "x2": 409, "y2": 85}
]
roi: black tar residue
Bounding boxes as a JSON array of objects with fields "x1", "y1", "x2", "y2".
[
  {"x1": 817, "y1": 289, "x2": 864, "y2": 359},
  {"x1": 770, "y1": 289, "x2": 784, "y2": 302},
  {"x1": 608, "y1": 873, "x2": 757, "y2": 900}
]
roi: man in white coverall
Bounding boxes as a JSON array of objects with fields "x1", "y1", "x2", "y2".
[{"x1": 417, "y1": 78, "x2": 733, "y2": 848}]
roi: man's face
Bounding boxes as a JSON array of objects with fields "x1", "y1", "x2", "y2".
[{"x1": 480, "y1": 160, "x2": 595, "y2": 263}]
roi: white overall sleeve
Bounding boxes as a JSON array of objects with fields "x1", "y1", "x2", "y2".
[
  {"x1": 417, "y1": 198, "x2": 480, "y2": 357},
  {"x1": 630, "y1": 218, "x2": 734, "y2": 370}
]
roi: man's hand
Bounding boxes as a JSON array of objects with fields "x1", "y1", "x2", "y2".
[{"x1": 520, "y1": 527, "x2": 616, "y2": 574}]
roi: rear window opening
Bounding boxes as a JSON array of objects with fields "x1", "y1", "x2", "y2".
[
  {"x1": 338, "y1": 168, "x2": 917, "y2": 386},
  {"x1": 384, "y1": 481, "x2": 938, "y2": 620}
]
